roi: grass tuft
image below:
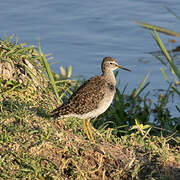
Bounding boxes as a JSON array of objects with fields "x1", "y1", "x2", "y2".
[{"x1": 0, "y1": 36, "x2": 179, "y2": 179}]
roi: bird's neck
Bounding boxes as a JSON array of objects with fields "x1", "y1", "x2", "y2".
[{"x1": 102, "y1": 70, "x2": 116, "y2": 85}]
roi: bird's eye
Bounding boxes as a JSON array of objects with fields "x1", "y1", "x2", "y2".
[{"x1": 110, "y1": 62, "x2": 113, "y2": 65}]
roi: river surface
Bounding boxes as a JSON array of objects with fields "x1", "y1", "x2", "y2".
[{"x1": 1, "y1": 0, "x2": 180, "y2": 115}]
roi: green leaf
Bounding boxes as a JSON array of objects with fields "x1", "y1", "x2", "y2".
[
  {"x1": 132, "y1": 72, "x2": 150, "y2": 98},
  {"x1": 60, "y1": 66, "x2": 66, "y2": 77},
  {"x1": 153, "y1": 30, "x2": 180, "y2": 81},
  {"x1": 135, "y1": 20, "x2": 180, "y2": 37},
  {"x1": 67, "y1": 65, "x2": 72, "y2": 78},
  {"x1": 160, "y1": 67, "x2": 169, "y2": 83},
  {"x1": 38, "y1": 42, "x2": 60, "y2": 103}
]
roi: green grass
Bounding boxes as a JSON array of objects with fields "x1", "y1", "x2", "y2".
[{"x1": 0, "y1": 36, "x2": 180, "y2": 179}]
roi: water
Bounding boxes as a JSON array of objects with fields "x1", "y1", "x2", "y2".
[{"x1": 0, "y1": 0, "x2": 180, "y2": 115}]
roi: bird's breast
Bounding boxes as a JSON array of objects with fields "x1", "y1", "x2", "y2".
[{"x1": 107, "y1": 83, "x2": 115, "y2": 92}]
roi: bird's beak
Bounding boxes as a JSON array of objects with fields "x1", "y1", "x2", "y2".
[{"x1": 116, "y1": 64, "x2": 131, "y2": 72}]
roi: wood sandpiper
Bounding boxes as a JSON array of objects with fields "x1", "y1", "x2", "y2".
[{"x1": 51, "y1": 57, "x2": 131, "y2": 140}]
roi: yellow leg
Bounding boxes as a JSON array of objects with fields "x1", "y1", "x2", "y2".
[
  {"x1": 86, "y1": 119, "x2": 94, "y2": 141},
  {"x1": 82, "y1": 119, "x2": 91, "y2": 140}
]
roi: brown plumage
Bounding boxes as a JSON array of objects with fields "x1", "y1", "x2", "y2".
[
  {"x1": 51, "y1": 76, "x2": 107, "y2": 118},
  {"x1": 51, "y1": 57, "x2": 130, "y2": 123}
]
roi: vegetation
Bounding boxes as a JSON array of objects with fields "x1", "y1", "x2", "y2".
[{"x1": 0, "y1": 33, "x2": 179, "y2": 180}]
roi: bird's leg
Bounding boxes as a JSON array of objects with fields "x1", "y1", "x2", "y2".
[
  {"x1": 86, "y1": 118, "x2": 94, "y2": 141},
  {"x1": 89, "y1": 117, "x2": 102, "y2": 137},
  {"x1": 82, "y1": 119, "x2": 91, "y2": 140}
]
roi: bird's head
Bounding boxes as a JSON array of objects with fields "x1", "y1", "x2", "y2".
[{"x1": 101, "y1": 57, "x2": 131, "y2": 73}]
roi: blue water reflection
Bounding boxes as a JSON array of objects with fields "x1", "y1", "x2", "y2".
[{"x1": 0, "y1": 0, "x2": 179, "y2": 115}]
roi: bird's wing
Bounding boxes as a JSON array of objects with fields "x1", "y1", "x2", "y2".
[{"x1": 51, "y1": 76, "x2": 107, "y2": 117}]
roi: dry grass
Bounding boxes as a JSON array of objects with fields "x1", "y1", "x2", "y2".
[
  {"x1": 0, "y1": 99, "x2": 179, "y2": 179},
  {"x1": 0, "y1": 36, "x2": 179, "y2": 179}
]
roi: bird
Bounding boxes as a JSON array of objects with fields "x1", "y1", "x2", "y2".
[{"x1": 51, "y1": 57, "x2": 131, "y2": 140}]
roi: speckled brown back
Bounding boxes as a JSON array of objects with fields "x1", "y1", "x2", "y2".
[{"x1": 51, "y1": 75, "x2": 107, "y2": 118}]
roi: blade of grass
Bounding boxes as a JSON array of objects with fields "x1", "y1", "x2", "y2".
[
  {"x1": 152, "y1": 54, "x2": 167, "y2": 66},
  {"x1": 67, "y1": 65, "x2": 72, "y2": 78},
  {"x1": 60, "y1": 66, "x2": 66, "y2": 77},
  {"x1": 152, "y1": 30, "x2": 180, "y2": 81},
  {"x1": 160, "y1": 67, "x2": 169, "y2": 83},
  {"x1": 135, "y1": 21, "x2": 180, "y2": 37},
  {"x1": 38, "y1": 42, "x2": 60, "y2": 103},
  {"x1": 132, "y1": 72, "x2": 150, "y2": 98},
  {"x1": 172, "y1": 86, "x2": 180, "y2": 97}
]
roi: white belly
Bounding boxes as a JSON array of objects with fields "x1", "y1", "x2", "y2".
[
  {"x1": 75, "y1": 90, "x2": 115, "y2": 119},
  {"x1": 61, "y1": 88, "x2": 115, "y2": 119}
]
